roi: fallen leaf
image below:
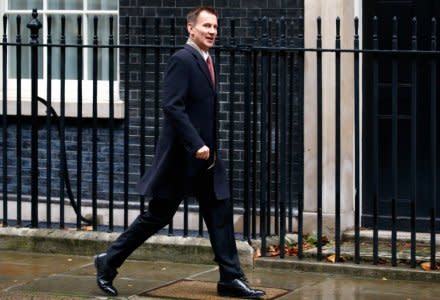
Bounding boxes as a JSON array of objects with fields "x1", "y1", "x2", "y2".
[
  {"x1": 268, "y1": 245, "x2": 277, "y2": 252},
  {"x1": 321, "y1": 236, "x2": 330, "y2": 244},
  {"x1": 268, "y1": 245, "x2": 279, "y2": 257},
  {"x1": 254, "y1": 248, "x2": 261, "y2": 259},
  {"x1": 289, "y1": 247, "x2": 298, "y2": 256},
  {"x1": 420, "y1": 262, "x2": 431, "y2": 271},
  {"x1": 326, "y1": 254, "x2": 336, "y2": 263},
  {"x1": 402, "y1": 242, "x2": 411, "y2": 249},
  {"x1": 420, "y1": 262, "x2": 439, "y2": 271},
  {"x1": 82, "y1": 225, "x2": 93, "y2": 231}
]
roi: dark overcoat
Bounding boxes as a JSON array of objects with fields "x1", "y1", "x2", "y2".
[{"x1": 135, "y1": 44, "x2": 230, "y2": 200}]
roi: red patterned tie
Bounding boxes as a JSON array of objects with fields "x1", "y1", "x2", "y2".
[{"x1": 206, "y1": 56, "x2": 215, "y2": 85}]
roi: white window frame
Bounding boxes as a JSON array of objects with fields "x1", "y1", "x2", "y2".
[{"x1": 0, "y1": 0, "x2": 124, "y2": 118}]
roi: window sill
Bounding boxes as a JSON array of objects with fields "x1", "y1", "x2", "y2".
[
  {"x1": 0, "y1": 79, "x2": 125, "y2": 119},
  {"x1": 0, "y1": 96, "x2": 125, "y2": 119}
]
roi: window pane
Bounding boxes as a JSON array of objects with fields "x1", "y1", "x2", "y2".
[
  {"x1": 87, "y1": 0, "x2": 118, "y2": 10},
  {"x1": 8, "y1": 14, "x2": 43, "y2": 79},
  {"x1": 87, "y1": 15, "x2": 118, "y2": 80},
  {"x1": 48, "y1": 0, "x2": 83, "y2": 10},
  {"x1": 49, "y1": 15, "x2": 81, "y2": 80},
  {"x1": 8, "y1": 0, "x2": 43, "y2": 10}
]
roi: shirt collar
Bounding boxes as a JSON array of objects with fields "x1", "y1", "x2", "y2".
[{"x1": 186, "y1": 38, "x2": 210, "y2": 61}]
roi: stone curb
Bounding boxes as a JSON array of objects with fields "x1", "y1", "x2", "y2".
[
  {"x1": 0, "y1": 227, "x2": 254, "y2": 266},
  {"x1": 255, "y1": 257, "x2": 440, "y2": 282}
]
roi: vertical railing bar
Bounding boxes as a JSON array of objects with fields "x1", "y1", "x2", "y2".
[
  {"x1": 15, "y1": 15, "x2": 22, "y2": 226},
  {"x1": 92, "y1": 16, "x2": 98, "y2": 230},
  {"x1": 335, "y1": 17, "x2": 341, "y2": 262},
  {"x1": 286, "y1": 19, "x2": 294, "y2": 234},
  {"x1": 154, "y1": 17, "x2": 160, "y2": 149},
  {"x1": 266, "y1": 18, "x2": 273, "y2": 237},
  {"x1": 316, "y1": 16, "x2": 323, "y2": 261},
  {"x1": 279, "y1": 17, "x2": 287, "y2": 258},
  {"x1": 27, "y1": 9, "x2": 42, "y2": 228},
  {"x1": 123, "y1": 15, "x2": 130, "y2": 229},
  {"x1": 47, "y1": 16, "x2": 53, "y2": 228},
  {"x1": 297, "y1": 15, "x2": 304, "y2": 260},
  {"x1": 391, "y1": 16, "x2": 398, "y2": 267},
  {"x1": 287, "y1": 18, "x2": 297, "y2": 236},
  {"x1": 372, "y1": 16, "x2": 379, "y2": 265},
  {"x1": 2, "y1": 15, "x2": 8, "y2": 227},
  {"x1": 76, "y1": 16, "x2": 82, "y2": 230},
  {"x1": 228, "y1": 19, "x2": 236, "y2": 203},
  {"x1": 59, "y1": 15, "x2": 66, "y2": 229},
  {"x1": 168, "y1": 16, "x2": 175, "y2": 236},
  {"x1": 183, "y1": 197, "x2": 188, "y2": 237},
  {"x1": 108, "y1": 16, "x2": 115, "y2": 232},
  {"x1": 431, "y1": 208, "x2": 437, "y2": 269},
  {"x1": 410, "y1": 17, "x2": 417, "y2": 269},
  {"x1": 430, "y1": 17, "x2": 437, "y2": 271},
  {"x1": 274, "y1": 19, "x2": 280, "y2": 237},
  {"x1": 251, "y1": 17, "x2": 258, "y2": 239},
  {"x1": 288, "y1": 50, "x2": 294, "y2": 233},
  {"x1": 243, "y1": 44, "x2": 252, "y2": 241},
  {"x1": 354, "y1": 16, "x2": 360, "y2": 264},
  {"x1": 139, "y1": 17, "x2": 147, "y2": 215},
  {"x1": 198, "y1": 205, "x2": 204, "y2": 237},
  {"x1": 260, "y1": 16, "x2": 269, "y2": 256}
]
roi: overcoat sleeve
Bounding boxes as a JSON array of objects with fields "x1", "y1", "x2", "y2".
[{"x1": 161, "y1": 54, "x2": 205, "y2": 155}]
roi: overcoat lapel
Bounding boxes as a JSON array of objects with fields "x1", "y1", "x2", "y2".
[{"x1": 183, "y1": 44, "x2": 216, "y2": 90}]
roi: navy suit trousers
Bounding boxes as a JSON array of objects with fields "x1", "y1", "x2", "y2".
[{"x1": 105, "y1": 170, "x2": 244, "y2": 282}]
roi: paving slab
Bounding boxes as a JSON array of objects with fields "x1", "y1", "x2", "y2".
[{"x1": 1, "y1": 250, "x2": 440, "y2": 300}]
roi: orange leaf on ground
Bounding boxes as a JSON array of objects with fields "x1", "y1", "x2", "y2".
[
  {"x1": 82, "y1": 225, "x2": 93, "y2": 231},
  {"x1": 326, "y1": 254, "x2": 346, "y2": 263},
  {"x1": 254, "y1": 248, "x2": 261, "y2": 259},
  {"x1": 289, "y1": 247, "x2": 298, "y2": 255},
  {"x1": 326, "y1": 254, "x2": 336, "y2": 263},
  {"x1": 420, "y1": 262, "x2": 440, "y2": 271}
]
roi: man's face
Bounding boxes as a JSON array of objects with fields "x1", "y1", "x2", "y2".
[{"x1": 187, "y1": 10, "x2": 218, "y2": 52}]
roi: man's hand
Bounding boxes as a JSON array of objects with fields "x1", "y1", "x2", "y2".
[{"x1": 195, "y1": 145, "x2": 210, "y2": 160}]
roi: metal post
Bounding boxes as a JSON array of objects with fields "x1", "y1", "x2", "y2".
[
  {"x1": 410, "y1": 17, "x2": 417, "y2": 269},
  {"x1": 2, "y1": 15, "x2": 8, "y2": 227},
  {"x1": 316, "y1": 17, "x2": 323, "y2": 261},
  {"x1": 27, "y1": 9, "x2": 42, "y2": 228},
  {"x1": 335, "y1": 17, "x2": 341, "y2": 262},
  {"x1": 354, "y1": 17, "x2": 360, "y2": 264},
  {"x1": 391, "y1": 16, "x2": 398, "y2": 267}
]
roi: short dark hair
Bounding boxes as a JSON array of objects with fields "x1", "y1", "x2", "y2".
[{"x1": 186, "y1": 7, "x2": 218, "y2": 24}]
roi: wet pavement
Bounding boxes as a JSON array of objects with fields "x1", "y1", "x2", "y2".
[{"x1": 1, "y1": 250, "x2": 440, "y2": 300}]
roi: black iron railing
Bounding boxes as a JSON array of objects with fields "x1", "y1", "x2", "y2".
[{"x1": 1, "y1": 10, "x2": 439, "y2": 271}]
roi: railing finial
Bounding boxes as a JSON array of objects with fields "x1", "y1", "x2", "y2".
[{"x1": 26, "y1": 8, "x2": 42, "y2": 43}]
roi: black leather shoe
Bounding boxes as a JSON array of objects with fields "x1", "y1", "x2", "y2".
[
  {"x1": 94, "y1": 253, "x2": 118, "y2": 296},
  {"x1": 217, "y1": 278, "x2": 265, "y2": 299}
]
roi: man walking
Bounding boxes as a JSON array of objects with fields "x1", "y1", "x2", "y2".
[{"x1": 94, "y1": 6, "x2": 265, "y2": 299}]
